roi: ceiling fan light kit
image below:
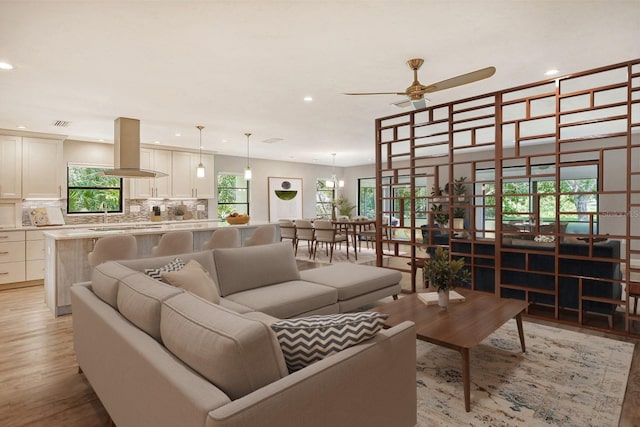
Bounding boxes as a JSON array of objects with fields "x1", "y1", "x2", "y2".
[{"x1": 345, "y1": 58, "x2": 496, "y2": 110}]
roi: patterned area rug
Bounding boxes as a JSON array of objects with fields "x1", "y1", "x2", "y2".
[{"x1": 416, "y1": 320, "x2": 634, "y2": 426}]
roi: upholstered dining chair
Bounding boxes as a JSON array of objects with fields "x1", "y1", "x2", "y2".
[
  {"x1": 88, "y1": 234, "x2": 138, "y2": 267},
  {"x1": 244, "y1": 224, "x2": 277, "y2": 246},
  {"x1": 151, "y1": 231, "x2": 193, "y2": 256},
  {"x1": 313, "y1": 219, "x2": 349, "y2": 263},
  {"x1": 201, "y1": 228, "x2": 241, "y2": 250},
  {"x1": 278, "y1": 219, "x2": 297, "y2": 246},
  {"x1": 293, "y1": 219, "x2": 315, "y2": 258},
  {"x1": 359, "y1": 216, "x2": 391, "y2": 251}
]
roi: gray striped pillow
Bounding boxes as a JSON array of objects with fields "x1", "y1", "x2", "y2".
[
  {"x1": 144, "y1": 258, "x2": 185, "y2": 281},
  {"x1": 271, "y1": 312, "x2": 388, "y2": 373}
]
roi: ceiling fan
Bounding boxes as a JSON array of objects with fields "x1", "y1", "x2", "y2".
[{"x1": 344, "y1": 58, "x2": 496, "y2": 109}]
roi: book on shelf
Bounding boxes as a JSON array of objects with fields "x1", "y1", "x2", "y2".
[{"x1": 418, "y1": 290, "x2": 466, "y2": 306}]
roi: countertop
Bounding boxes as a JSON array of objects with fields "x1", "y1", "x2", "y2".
[{"x1": 40, "y1": 219, "x2": 273, "y2": 240}]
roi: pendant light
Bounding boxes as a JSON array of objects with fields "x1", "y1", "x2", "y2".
[
  {"x1": 196, "y1": 125, "x2": 205, "y2": 178},
  {"x1": 326, "y1": 153, "x2": 344, "y2": 188},
  {"x1": 244, "y1": 132, "x2": 252, "y2": 180}
]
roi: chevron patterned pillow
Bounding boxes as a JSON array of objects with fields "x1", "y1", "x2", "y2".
[
  {"x1": 271, "y1": 312, "x2": 388, "y2": 373},
  {"x1": 144, "y1": 258, "x2": 185, "y2": 281}
]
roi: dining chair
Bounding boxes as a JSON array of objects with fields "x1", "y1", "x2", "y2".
[
  {"x1": 244, "y1": 224, "x2": 277, "y2": 246},
  {"x1": 201, "y1": 228, "x2": 241, "y2": 250},
  {"x1": 88, "y1": 235, "x2": 138, "y2": 267},
  {"x1": 313, "y1": 219, "x2": 349, "y2": 263},
  {"x1": 151, "y1": 231, "x2": 193, "y2": 256},
  {"x1": 278, "y1": 219, "x2": 297, "y2": 246},
  {"x1": 359, "y1": 216, "x2": 390, "y2": 251},
  {"x1": 293, "y1": 219, "x2": 315, "y2": 258}
]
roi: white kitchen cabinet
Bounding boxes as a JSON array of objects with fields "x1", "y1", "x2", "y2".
[
  {"x1": 0, "y1": 135, "x2": 22, "y2": 199},
  {"x1": 25, "y1": 230, "x2": 45, "y2": 281},
  {"x1": 131, "y1": 148, "x2": 172, "y2": 198},
  {"x1": 171, "y1": 151, "x2": 214, "y2": 198},
  {"x1": 22, "y1": 137, "x2": 63, "y2": 199},
  {"x1": 0, "y1": 230, "x2": 26, "y2": 285}
]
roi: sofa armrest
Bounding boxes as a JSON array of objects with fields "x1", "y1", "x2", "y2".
[{"x1": 206, "y1": 321, "x2": 417, "y2": 427}]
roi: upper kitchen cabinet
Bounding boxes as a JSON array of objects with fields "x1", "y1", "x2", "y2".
[
  {"x1": 22, "y1": 137, "x2": 63, "y2": 199},
  {"x1": 131, "y1": 148, "x2": 172, "y2": 198},
  {"x1": 171, "y1": 151, "x2": 214, "y2": 198},
  {"x1": 0, "y1": 135, "x2": 22, "y2": 199}
]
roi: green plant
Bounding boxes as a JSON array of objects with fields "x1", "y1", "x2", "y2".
[
  {"x1": 431, "y1": 185, "x2": 444, "y2": 198},
  {"x1": 333, "y1": 196, "x2": 356, "y2": 216},
  {"x1": 423, "y1": 246, "x2": 471, "y2": 291},
  {"x1": 453, "y1": 176, "x2": 467, "y2": 197},
  {"x1": 430, "y1": 204, "x2": 449, "y2": 226},
  {"x1": 175, "y1": 207, "x2": 185, "y2": 216},
  {"x1": 453, "y1": 207, "x2": 465, "y2": 219}
]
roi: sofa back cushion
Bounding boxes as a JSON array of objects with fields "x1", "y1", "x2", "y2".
[
  {"x1": 117, "y1": 272, "x2": 183, "y2": 341},
  {"x1": 92, "y1": 261, "x2": 139, "y2": 308},
  {"x1": 160, "y1": 292, "x2": 288, "y2": 400},
  {"x1": 213, "y1": 242, "x2": 300, "y2": 296}
]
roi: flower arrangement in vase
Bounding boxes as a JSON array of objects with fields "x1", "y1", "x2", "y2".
[{"x1": 423, "y1": 246, "x2": 471, "y2": 308}]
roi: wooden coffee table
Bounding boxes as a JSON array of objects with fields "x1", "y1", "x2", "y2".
[{"x1": 372, "y1": 289, "x2": 529, "y2": 412}]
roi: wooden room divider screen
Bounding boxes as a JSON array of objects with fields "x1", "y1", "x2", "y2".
[{"x1": 374, "y1": 58, "x2": 640, "y2": 336}]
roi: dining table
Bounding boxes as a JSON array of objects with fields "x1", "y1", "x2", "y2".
[{"x1": 332, "y1": 218, "x2": 376, "y2": 261}]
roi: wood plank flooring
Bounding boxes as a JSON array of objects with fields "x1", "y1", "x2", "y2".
[{"x1": 1, "y1": 278, "x2": 638, "y2": 426}]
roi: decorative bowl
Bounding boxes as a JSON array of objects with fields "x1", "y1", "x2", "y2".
[{"x1": 226, "y1": 216, "x2": 250, "y2": 225}]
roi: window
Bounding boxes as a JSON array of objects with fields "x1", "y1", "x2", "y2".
[
  {"x1": 67, "y1": 165, "x2": 123, "y2": 214},
  {"x1": 358, "y1": 178, "x2": 376, "y2": 218},
  {"x1": 316, "y1": 179, "x2": 334, "y2": 218},
  {"x1": 217, "y1": 173, "x2": 249, "y2": 219}
]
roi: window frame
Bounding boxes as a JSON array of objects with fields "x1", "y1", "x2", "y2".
[
  {"x1": 217, "y1": 172, "x2": 250, "y2": 219},
  {"x1": 66, "y1": 163, "x2": 123, "y2": 214}
]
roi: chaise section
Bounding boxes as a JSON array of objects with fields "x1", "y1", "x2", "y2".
[{"x1": 300, "y1": 263, "x2": 402, "y2": 312}]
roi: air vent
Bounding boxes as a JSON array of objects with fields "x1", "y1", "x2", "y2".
[
  {"x1": 52, "y1": 120, "x2": 71, "y2": 128},
  {"x1": 262, "y1": 137, "x2": 283, "y2": 144}
]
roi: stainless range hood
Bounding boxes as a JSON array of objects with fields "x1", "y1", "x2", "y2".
[{"x1": 101, "y1": 117, "x2": 167, "y2": 178}]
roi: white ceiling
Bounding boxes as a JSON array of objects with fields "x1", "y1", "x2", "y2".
[{"x1": 1, "y1": 0, "x2": 639, "y2": 167}]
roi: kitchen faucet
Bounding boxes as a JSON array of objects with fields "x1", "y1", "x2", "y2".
[{"x1": 100, "y1": 202, "x2": 108, "y2": 224}]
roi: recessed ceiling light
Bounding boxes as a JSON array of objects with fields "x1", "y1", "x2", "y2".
[
  {"x1": 0, "y1": 62, "x2": 14, "y2": 70},
  {"x1": 222, "y1": 139, "x2": 227, "y2": 143},
  {"x1": 175, "y1": 132, "x2": 181, "y2": 137},
  {"x1": 98, "y1": 139, "x2": 105, "y2": 142},
  {"x1": 545, "y1": 69, "x2": 559, "y2": 76},
  {"x1": 16, "y1": 125, "x2": 26, "y2": 129},
  {"x1": 154, "y1": 140, "x2": 160, "y2": 144},
  {"x1": 303, "y1": 96, "x2": 313, "y2": 102}
]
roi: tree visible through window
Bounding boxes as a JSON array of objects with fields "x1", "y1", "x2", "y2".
[
  {"x1": 316, "y1": 179, "x2": 334, "y2": 218},
  {"x1": 67, "y1": 165, "x2": 122, "y2": 214},
  {"x1": 217, "y1": 173, "x2": 249, "y2": 219}
]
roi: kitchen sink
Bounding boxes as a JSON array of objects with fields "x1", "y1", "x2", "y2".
[{"x1": 88, "y1": 225, "x2": 163, "y2": 231}]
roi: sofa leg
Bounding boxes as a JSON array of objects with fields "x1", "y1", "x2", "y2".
[
  {"x1": 77, "y1": 366, "x2": 83, "y2": 374},
  {"x1": 392, "y1": 294, "x2": 398, "y2": 300}
]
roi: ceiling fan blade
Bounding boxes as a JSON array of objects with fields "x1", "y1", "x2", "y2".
[
  {"x1": 343, "y1": 91, "x2": 406, "y2": 96},
  {"x1": 416, "y1": 66, "x2": 496, "y2": 95}
]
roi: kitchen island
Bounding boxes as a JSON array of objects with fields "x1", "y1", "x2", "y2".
[{"x1": 43, "y1": 220, "x2": 279, "y2": 316}]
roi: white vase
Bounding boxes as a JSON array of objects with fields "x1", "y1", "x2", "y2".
[{"x1": 438, "y1": 289, "x2": 450, "y2": 309}]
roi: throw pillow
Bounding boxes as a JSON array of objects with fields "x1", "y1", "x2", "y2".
[
  {"x1": 161, "y1": 259, "x2": 220, "y2": 304},
  {"x1": 270, "y1": 312, "x2": 388, "y2": 373},
  {"x1": 144, "y1": 258, "x2": 185, "y2": 281}
]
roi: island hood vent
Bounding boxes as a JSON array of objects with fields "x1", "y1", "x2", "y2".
[{"x1": 100, "y1": 117, "x2": 168, "y2": 178}]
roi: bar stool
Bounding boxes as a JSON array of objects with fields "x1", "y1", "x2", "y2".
[
  {"x1": 244, "y1": 225, "x2": 277, "y2": 246},
  {"x1": 201, "y1": 228, "x2": 241, "y2": 250},
  {"x1": 88, "y1": 235, "x2": 138, "y2": 267},
  {"x1": 152, "y1": 231, "x2": 193, "y2": 256}
]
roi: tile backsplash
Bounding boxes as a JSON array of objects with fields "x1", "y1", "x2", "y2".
[{"x1": 21, "y1": 199, "x2": 209, "y2": 226}]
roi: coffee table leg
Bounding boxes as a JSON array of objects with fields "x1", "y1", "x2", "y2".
[
  {"x1": 515, "y1": 312, "x2": 526, "y2": 352},
  {"x1": 461, "y1": 348, "x2": 471, "y2": 412}
]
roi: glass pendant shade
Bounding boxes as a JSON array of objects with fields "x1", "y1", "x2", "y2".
[
  {"x1": 245, "y1": 167, "x2": 252, "y2": 180},
  {"x1": 244, "y1": 132, "x2": 252, "y2": 181},
  {"x1": 196, "y1": 125, "x2": 205, "y2": 178}
]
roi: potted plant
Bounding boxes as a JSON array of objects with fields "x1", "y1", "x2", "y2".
[
  {"x1": 453, "y1": 176, "x2": 467, "y2": 201},
  {"x1": 431, "y1": 184, "x2": 444, "y2": 202},
  {"x1": 453, "y1": 207, "x2": 465, "y2": 230},
  {"x1": 174, "y1": 207, "x2": 184, "y2": 221},
  {"x1": 423, "y1": 246, "x2": 471, "y2": 309},
  {"x1": 430, "y1": 204, "x2": 449, "y2": 228},
  {"x1": 333, "y1": 196, "x2": 356, "y2": 217}
]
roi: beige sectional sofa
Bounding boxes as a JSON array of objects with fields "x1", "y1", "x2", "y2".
[{"x1": 71, "y1": 242, "x2": 417, "y2": 427}]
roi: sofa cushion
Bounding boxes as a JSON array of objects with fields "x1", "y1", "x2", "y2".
[
  {"x1": 144, "y1": 257, "x2": 186, "y2": 281},
  {"x1": 213, "y1": 242, "x2": 300, "y2": 296},
  {"x1": 92, "y1": 261, "x2": 138, "y2": 309},
  {"x1": 223, "y1": 280, "x2": 338, "y2": 318},
  {"x1": 300, "y1": 264, "x2": 402, "y2": 300},
  {"x1": 270, "y1": 312, "x2": 388, "y2": 373},
  {"x1": 117, "y1": 272, "x2": 183, "y2": 341},
  {"x1": 120, "y1": 250, "x2": 216, "y2": 280},
  {"x1": 161, "y1": 259, "x2": 220, "y2": 304},
  {"x1": 160, "y1": 292, "x2": 288, "y2": 400}
]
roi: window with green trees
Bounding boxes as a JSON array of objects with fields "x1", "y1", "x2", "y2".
[
  {"x1": 67, "y1": 165, "x2": 122, "y2": 214},
  {"x1": 217, "y1": 173, "x2": 249, "y2": 219},
  {"x1": 316, "y1": 179, "x2": 335, "y2": 218}
]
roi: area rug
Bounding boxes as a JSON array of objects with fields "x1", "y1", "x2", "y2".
[{"x1": 415, "y1": 320, "x2": 634, "y2": 426}]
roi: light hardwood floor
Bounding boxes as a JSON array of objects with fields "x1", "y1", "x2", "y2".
[{"x1": 1, "y1": 277, "x2": 638, "y2": 426}]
